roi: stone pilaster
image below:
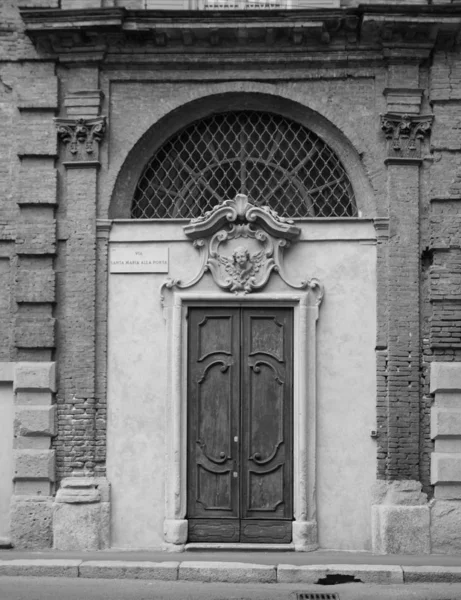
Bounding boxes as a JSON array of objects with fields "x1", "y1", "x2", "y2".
[
  {"x1": 52, "y1": 89, "x2": 110, "y2": 550},
  {"x1": 372, "y1": 94, "x2": 433, "y2": 554},
  {"x1": 378, "y1": 112, "x2": 432, "y2": 481},
  {"x1": 55, "y1": 112, "x2": 105, "y2": 476}
]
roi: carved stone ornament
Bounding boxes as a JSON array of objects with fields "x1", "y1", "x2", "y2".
[
  {"x1": 380, "y1": 113, "x2": 433, "y2": 160},
  {"x1": 55, "y1": 117, "x2": 106, "y2": 165},
  {"x1": 161, "y1": 194, "x2": 324, "y2": 303}
]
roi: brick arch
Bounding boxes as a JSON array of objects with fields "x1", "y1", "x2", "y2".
[{"x1": 109, "y1": 90, "x2": 376, "y2": 219}]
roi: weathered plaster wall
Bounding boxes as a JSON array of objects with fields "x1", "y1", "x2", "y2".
[
  {"x1": 107, "y1": 220, "x2": 376, "y2": 550},
  {"x1": 0, "y1": 382, "x2": 14, "y2": 541}
]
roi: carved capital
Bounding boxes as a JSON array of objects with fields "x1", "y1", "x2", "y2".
[
  {"x1": 381, "y1": 113, "x2": 433, "y2": 160},
  {"x1": 55, "y1": 117, "x2": 106, "y2": 166}
]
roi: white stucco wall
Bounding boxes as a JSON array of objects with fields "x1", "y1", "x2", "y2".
[
  {"x1": 107, "y1": 220, "x2": 376, "y2": 550},
  {"x1": 0, "y1": 381, "x2": 14, "y2": 541}
]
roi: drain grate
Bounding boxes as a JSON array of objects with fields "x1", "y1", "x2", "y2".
[{"x1": 296, "y1": 594, "x2": 340, "y2": 600}]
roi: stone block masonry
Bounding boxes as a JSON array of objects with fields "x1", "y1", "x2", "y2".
[{"x1": 11, "y1": 362, "x2": 56, "y2": 548}]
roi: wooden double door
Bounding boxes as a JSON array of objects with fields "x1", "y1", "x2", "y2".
[{"x1": 187, "y1": 307, "x2": 293, "y2": 543}]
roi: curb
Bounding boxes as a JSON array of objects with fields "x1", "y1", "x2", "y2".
[
  {"x1": 0, "y1": 560, "x2": 460, "y2": 583},
  {"x1": 402, "y1": 566, "x2": 461, "y2": 583},
  {"x1": 277, "y1": 564, "x2": 404, "y2": 584}
]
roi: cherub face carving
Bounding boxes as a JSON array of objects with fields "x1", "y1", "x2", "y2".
[{"x1": 232, "y1": 246, "x2": 250, "y2": 269}]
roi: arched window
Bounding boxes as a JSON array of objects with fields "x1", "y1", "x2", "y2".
[{"x1": 131, "y1": 111, "x2": 357, "y2": 219}]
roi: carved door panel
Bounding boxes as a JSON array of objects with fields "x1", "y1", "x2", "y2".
[
  {"x1": 187, "y1": 308, "x2": 240, "y2": 542},
  {"x1": 187, "y1": 307, "x2": 293, "y2": 543},
  {"x1": 240, "y1": 309, "x2": 293, "y2": 543}
]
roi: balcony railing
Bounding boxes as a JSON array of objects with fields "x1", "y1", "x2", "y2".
[
  {"x1": 202, "y1": 0, "x2": 290, "y2": 7},
  {"x1": 187, "y1": 0, "x2": 340, "y2": 8},
  {"x1": 147, "y1": 0, "x2": 339, "y2": 8}
]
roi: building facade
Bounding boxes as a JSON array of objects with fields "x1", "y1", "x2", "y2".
[{"x1": 1, "y1": 0, "x2": 461, "y2": 553}]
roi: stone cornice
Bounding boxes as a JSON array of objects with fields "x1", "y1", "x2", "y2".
[{"x1": 20, "y1": 6, "x2": 461, "y2": 61}]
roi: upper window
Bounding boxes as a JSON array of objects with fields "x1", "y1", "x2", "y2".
[{"x1": 132, "y1": 111, "x2": 357, "y2": 219}]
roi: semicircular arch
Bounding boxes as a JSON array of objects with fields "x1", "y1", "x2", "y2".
[{"x1": 109, "y1": 91, "x2": 376, "y2": 220}]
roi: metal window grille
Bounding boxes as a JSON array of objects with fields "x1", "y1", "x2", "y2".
[{"x1": 132, "y1": 111, "x2": 357, "y2": 219}]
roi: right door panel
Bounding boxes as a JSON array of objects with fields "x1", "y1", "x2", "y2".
[{"x1": 240, "y1": 308, "x2": 293, "y2": 543}]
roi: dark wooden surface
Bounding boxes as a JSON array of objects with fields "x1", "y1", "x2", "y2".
[{"x1": 187, "y1": 307, "x2": 293, "y2": 543}]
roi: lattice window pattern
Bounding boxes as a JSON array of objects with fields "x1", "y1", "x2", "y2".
[{"x1": 132, "y1": 111, "x2": 357, "y2": 219}]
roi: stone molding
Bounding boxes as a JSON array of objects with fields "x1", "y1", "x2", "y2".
[
  {"x1": 96, "y1": 219, "x2": 112, "y2": 240},
  {"x1": 373, "y1": 217, "x2": 389, "y2": 240},
  {"x1": 55, "y1": 117, "x2": 106, "y2": 166},
  {"x1": 381, "y1": 113, "x2": 433, "y2": 161},
  {"x1": 64, "y1": 90, "x2": 104, "y2": 120},
  {"x1": 20, "y1": 6, "x2": 461, "y2": 62},
  {"x1": 383, "y1": 88, "x2": 424, "y2": 115}
]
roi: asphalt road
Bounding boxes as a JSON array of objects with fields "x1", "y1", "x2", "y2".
[{"x1": 2, "y1": 578, "x2": 461, "y2": 600}]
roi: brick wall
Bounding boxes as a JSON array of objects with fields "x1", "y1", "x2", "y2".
[
  {"x1": 2, "y1": 0, "x2": 461, "y2": 496},
  {"x1": 415, "y1": 48, "x2": 461, "y2": 495}
]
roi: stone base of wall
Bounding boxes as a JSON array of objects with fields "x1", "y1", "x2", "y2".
[
  {"x1": 372, "y1": 482, "x2": 461, "y2": 555},
  {"x1": 53, "y1": 478, "x2": 110, "y2": 551},
  {"x1": 372, "y1": 481, "x2": 431, "y2": 554},
  {"x1": 10, "y1": 362, "x2": 56, "y2": 549},
  {"x1": 10, "y1": 496, "x2": 53, "y2": 550}
]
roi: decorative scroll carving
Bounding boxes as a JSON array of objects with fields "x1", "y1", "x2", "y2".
[
  {"x1": 55, "y1": 117, "x2": 106, "y2": 165},
  {"x1": 380, "y1": 113, "x2": 433, "y2": 160},
  {"x1": 161, "y1": 194, "x2": 323, "y2": 303},
  {"x1": 183, "y1": 193, "x2": 300, "y2": 240}
]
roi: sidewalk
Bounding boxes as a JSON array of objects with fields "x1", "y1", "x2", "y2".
[{"x1": 1, "y1": 549, "x2": 461, "y2": 584}]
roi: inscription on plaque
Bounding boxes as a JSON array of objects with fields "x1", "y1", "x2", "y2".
[{"x1": 110, "y1": 244, "x2": 169, "y2": 273}]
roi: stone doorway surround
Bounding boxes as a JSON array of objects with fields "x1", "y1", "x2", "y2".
[{"x1": 161, "y1": 289, "x2": 322, "y2": 551}]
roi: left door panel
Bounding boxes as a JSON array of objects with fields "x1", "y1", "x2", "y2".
[{"x1": 187, "y1": 308, "x2": 240, "y2": 542}]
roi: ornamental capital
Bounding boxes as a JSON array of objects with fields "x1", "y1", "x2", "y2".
[
  {"x1": 381, "y1": 113, "x2": 433, "y2": 160},
  {"x1": 55, "y1": 117, "x2": 106, "y2": 166}
]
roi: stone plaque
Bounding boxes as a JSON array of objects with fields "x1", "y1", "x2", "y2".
[{"x1": 110, "y1": 244, "x2": 169, "y2": 274}]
